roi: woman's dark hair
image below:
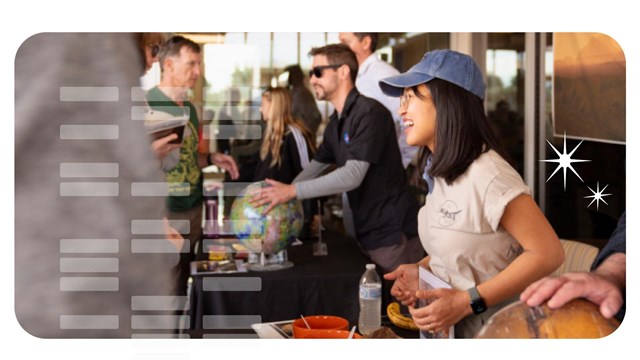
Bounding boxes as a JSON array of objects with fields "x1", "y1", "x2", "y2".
[
  {"x1": 284, "y1": 65, "x2": 304, "y2": 87},
  {"x1": 413, "y1": 78, "x2": 509, "y2": 192}
]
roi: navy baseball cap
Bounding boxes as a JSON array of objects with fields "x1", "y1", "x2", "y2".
[{"x1": 379, "y1": 49, "x2": 486, "y2": 100}]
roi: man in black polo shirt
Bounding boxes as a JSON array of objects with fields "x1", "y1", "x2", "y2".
[{"x1": 253, "y1": 44, "x2": 423, "y2": 274}]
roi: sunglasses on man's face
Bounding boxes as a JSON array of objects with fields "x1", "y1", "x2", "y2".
[{"x1": 309, "y1": 64, "x2": 344, "y2": 78}]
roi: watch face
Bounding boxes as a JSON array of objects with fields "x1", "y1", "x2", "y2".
[{"x1": 472, "y1": 299, "x2": 487, "y2": 314}]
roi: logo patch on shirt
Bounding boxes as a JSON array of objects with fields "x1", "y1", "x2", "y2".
[
  {"x1": 438, "y1": 201, "x2": 462, "y2": 227},
  {"x1": 343, "y1": 132, "x2": 350, "y2": 144}
]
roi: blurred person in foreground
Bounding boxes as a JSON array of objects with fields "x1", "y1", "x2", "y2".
[{"x1": 15, "y1": 33, "x2": 182, "y2": 338}]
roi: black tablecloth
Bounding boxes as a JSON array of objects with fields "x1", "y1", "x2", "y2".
[{"x1": 188, "y1": 227, "x2": 371, "y2": 333}]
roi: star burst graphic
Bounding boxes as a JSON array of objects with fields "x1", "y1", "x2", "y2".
[
  {"x1": 541, "y1": 132, "x2": 591, "y2": 190},
  {"x1": 584, "y1": 182, "x2": 612, "y2": 210}
]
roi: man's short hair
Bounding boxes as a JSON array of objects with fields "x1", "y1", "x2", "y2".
[
  {"x1": 158, "y1": 35, "x2": 201, "y2": 71},
  {"x1": 309, "y1": 44, "x2": 359, "y2": 84},
  {"x1": 354, "y1": 33, "x2": 378, "y2": 53}
]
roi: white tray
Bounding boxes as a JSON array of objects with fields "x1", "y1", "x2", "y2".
[{"x1": 251, "y1": 320, "x2": 293, "y2": 339}]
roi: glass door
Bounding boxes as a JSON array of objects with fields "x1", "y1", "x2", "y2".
[{"x1": 486, "y1": 33, "x2": 526, "y2": 176}]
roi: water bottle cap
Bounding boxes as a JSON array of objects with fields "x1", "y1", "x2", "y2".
[{"x1": 366, "y1": 264, "x2": 375, "y2": 270}]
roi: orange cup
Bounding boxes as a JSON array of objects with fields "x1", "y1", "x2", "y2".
[{"x1": 292, "y1": 316, "x2": 349, "y2": 338}]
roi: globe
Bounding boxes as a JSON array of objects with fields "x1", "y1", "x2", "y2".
[
  {"x1": 229, "y1": 181, "x2": 304, "y2": 255},
  {"x1": 475, "y1": 299, "x2": 620, "y2": 338}
]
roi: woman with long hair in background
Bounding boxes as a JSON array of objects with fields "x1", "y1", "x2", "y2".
[{"x1": 255, "y1": 86, "x2": 316, "y2": 183}]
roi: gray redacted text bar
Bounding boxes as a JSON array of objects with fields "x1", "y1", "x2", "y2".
[
  {"x1": 203, "y1": 277, "x2": 262, "y2": 292},
  {"x1": 203, "y1": 315, "x2": 261, "y2": 329},
  {"x1": 131, "y1": 296, "x2": 189, "y2": 311},
  {"x1": 60, "y1": 258, "x2": 119, "y2": 273},
  {"x1": 131, "y1": 182, "x2": 171, "y2": 197},
  {"x1": 60, "y1": 182, "x2": 119, "y2": 197},
  {"x1": 60, "y1": 315, "x2": 119, "y2": 330},
  {"x1": 60, "y1": 239, "x2": 119, "y2": 254},
  {"x1": 60, "y1": 125, "x2": 119, "y2": 140},
  {"x1": 60, "y1": 277, "x2": 119, "y2": 291},
  {"x1": 131, "y1": 220, "x2": 190, "y2": 235},
  {"x1": 60, "y1": 87, "x2": 119, "y2": 102},
  {"x1": 60, "y1": 163, "x2": 119, "y2": 178}
]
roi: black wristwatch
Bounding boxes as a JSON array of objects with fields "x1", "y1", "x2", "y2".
[{"x1": 467, "y1": 286, "x2": 487, "y2": 314}]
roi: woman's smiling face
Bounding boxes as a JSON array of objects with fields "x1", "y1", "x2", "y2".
[{"x1": 399, "y1": 83, "x2": 437, "y2": 151}]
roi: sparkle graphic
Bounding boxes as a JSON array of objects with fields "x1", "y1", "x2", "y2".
[
  {"x1": 540, "y1": 132, "x2": 591, "y2": 190},
  {"x1": 584, "y1": 182, "x2": 612, "y2": 211}
]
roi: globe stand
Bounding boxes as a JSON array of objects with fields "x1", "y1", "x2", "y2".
[{"x1": 245, "y1": 249, "x2": 294, "y2": 272}]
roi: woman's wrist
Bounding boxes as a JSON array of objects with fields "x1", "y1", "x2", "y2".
[{"x1": 458, "y1": 289, "x2": 474, "y2": 317}]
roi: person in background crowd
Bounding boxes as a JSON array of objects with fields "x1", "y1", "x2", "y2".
[
  {"x1": 283, "y1": 64, "x2": 323, "y2": 140},
  {"x1": 134, "y1": 32, "x2": 164, "y2": 74},
  {"x1": 254, "y1": 87, "x2": 316, "y2": 183},
  {"x1": 339, "y1": 33, "x2": 419, "y2": 241},
  {"x1": 254, "y1": 87, "x2": 318, "y2": 239},
  {"x1": 380, "y1": 49, "x2": 564, "y2": 338},
  {"x1": 339, "y1": 32, "x2": 417, "y2": 169},
  {"x1": 521, "y1": 211, "x2": 626, "y2": 322},
  {"x1": 134, "y1": 32, "x2": 182, "y2": 171},
  {"x1": 216, "y1": 87, "x2": 242, "y2": 156},
  {"x1": 146, "y1": 35, "x2": 239, "y2": 296}
]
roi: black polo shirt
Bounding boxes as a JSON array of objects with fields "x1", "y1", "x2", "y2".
[{"x1": 315, "y1": 88, "x2": 419, "y2": 250}]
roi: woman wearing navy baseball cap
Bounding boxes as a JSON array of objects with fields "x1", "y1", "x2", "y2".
[{"x1": 381, "y1": 50, "x2": 564, "y2": 338}]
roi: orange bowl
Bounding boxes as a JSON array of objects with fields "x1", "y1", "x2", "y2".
[
  {"x1": 292, "y1": 316, "x2": 349, "y2": 338},
  {"x1": 298, "y1": 329, "x2": 362, "y2": 339}
]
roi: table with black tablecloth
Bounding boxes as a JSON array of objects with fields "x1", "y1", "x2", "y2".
[{"x1": 188, "y1": 227, "x2": 371, "y2": 335}]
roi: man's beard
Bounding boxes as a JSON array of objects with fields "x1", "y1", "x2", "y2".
[{"x1": 314, "y1": 86, "x2": 327, "y2": 101}]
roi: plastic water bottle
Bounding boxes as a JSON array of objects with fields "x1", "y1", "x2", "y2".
[
  {"x1": 358, "y1": 263, "x2": 381, "y2": 336},
  {"x1": 203, "y1": 195, "x2": 219, "y2": 239}
]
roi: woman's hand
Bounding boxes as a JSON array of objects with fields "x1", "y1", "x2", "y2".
[
  {"x1": 383, "y1": 264, "x2": 420, "y2": 307},
  {"x1": 408, "y1": 288, "x2": 471, "y2": 333}
]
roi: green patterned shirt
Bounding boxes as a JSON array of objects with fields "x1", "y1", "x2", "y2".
[{"x1": 146, "y1": 86, "x2": 203, "y2": 212}]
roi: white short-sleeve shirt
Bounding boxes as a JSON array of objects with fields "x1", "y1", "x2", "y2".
[
  {"x1": 419, "y1": 150, "x2": 530, "y2": 291},
  {"x1": 418, "y1": 150, "x2": 530, "y2": 337}
]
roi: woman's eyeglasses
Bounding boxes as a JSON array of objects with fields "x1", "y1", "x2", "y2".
[
  {"x1": 309, "y1": 64, "x2": 344, "y2": 78},
  {"x1": 399, "y1": 91, "x2": 413, "y2": 108}
]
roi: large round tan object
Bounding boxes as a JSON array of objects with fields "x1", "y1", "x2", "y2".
[{"x1": 475, "y1": 299, "x2": 620, "y2": 338}]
